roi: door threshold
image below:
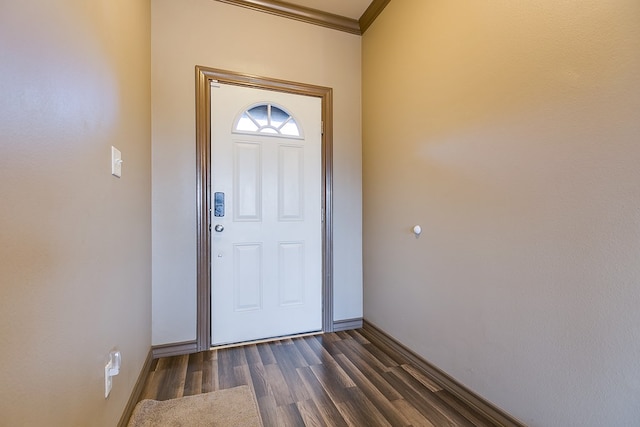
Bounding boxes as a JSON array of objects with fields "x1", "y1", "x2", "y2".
[{"x1": 211, "y1": 330, "x2": 323, "y2": 350}]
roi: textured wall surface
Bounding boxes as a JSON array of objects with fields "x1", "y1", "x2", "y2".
[
  {"x1": 0, "y1": 1, "x2": 152, "y2": 425},
  {"x1": 151, "y1": 0, "x2": 363, "y2": 345},
  {"x1": 362, "y1": 1, "x2": 640, "y2": 426}
]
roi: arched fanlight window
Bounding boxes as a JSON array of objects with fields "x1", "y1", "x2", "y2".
[{"x1": 234, "y1": 103, "x2": 302, "y2": 138}]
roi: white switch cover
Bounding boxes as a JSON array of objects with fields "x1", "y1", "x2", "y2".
[{"x1": 111, "y1": 146, "x2": 122, "y2": 178}]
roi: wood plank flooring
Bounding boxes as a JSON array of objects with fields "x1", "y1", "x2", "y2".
[{"x1": 138, "y1": 330, "x2": 498, "y2": 426}]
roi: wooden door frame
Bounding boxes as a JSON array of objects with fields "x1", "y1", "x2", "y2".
[{"x1": 195, "y1": 66, "x2": 334, "y2": 351}]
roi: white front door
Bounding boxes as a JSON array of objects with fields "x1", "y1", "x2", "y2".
[{"x1": 210, "y1": 83, "x2": 323, "y2": 346}]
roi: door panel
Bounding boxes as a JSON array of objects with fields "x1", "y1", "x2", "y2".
[
  {"x1": 211, "y1": 83, "x2": 322, "y2": 345},
  {"x1": 278, "y1": 242, "x2": 305, "y2": 306},
  {"x1": 278, "y1": 145, "x2": 304, "y2": 220},
  {"x1": 233, "y1": 142, "x2": 262, "y2": 221}
]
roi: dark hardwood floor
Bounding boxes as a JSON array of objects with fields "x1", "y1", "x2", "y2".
[{"x1": 138, "y1": 329, "x2": 498, "y2": 426}]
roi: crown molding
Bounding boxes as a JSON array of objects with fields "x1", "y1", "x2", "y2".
[
  {"x1": 359, "y1": 0, "x2": 391, "y2": 34},
  {"x1": 215, "y1": 0, "x2": 391, "y2": 35},
  {"x1": 215, "y1": 0, "x2": 361, "y2": 35}
]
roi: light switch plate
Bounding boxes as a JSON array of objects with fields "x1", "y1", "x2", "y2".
[{"x1": 111, "y1": 146, "x2": 122, "y2": 178}]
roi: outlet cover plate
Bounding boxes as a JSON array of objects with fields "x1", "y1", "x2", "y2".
[
  {"x1": 105, "y1": 362, "x2": 113, "y2": 398},
  {"x1": 111, "y1": 146, "x2": 122, "y2": 178}
]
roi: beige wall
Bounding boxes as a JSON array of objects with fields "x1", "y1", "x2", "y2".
[
  {"x1": 363, "y1": 1, "x2": 640, "y2": 426},
  {"x1": 0, "y1": 1, "x2": 151, "y2": 425},
  {"x1": 151, "y1": 0, "x2": 363, "y2": 345}
]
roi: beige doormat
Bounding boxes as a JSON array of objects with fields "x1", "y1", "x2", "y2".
[{"x1": 127, "y1": 385, "x2": 263, "y2": 427}]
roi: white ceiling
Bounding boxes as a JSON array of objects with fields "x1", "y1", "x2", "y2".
[{"x1": 284, "y1": 0, "x2": 374, "y2": 20}]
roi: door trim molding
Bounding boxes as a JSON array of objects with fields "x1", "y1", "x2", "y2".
[{"x1": 195, "y1": 66, "x2": 334, "y2": 351}]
